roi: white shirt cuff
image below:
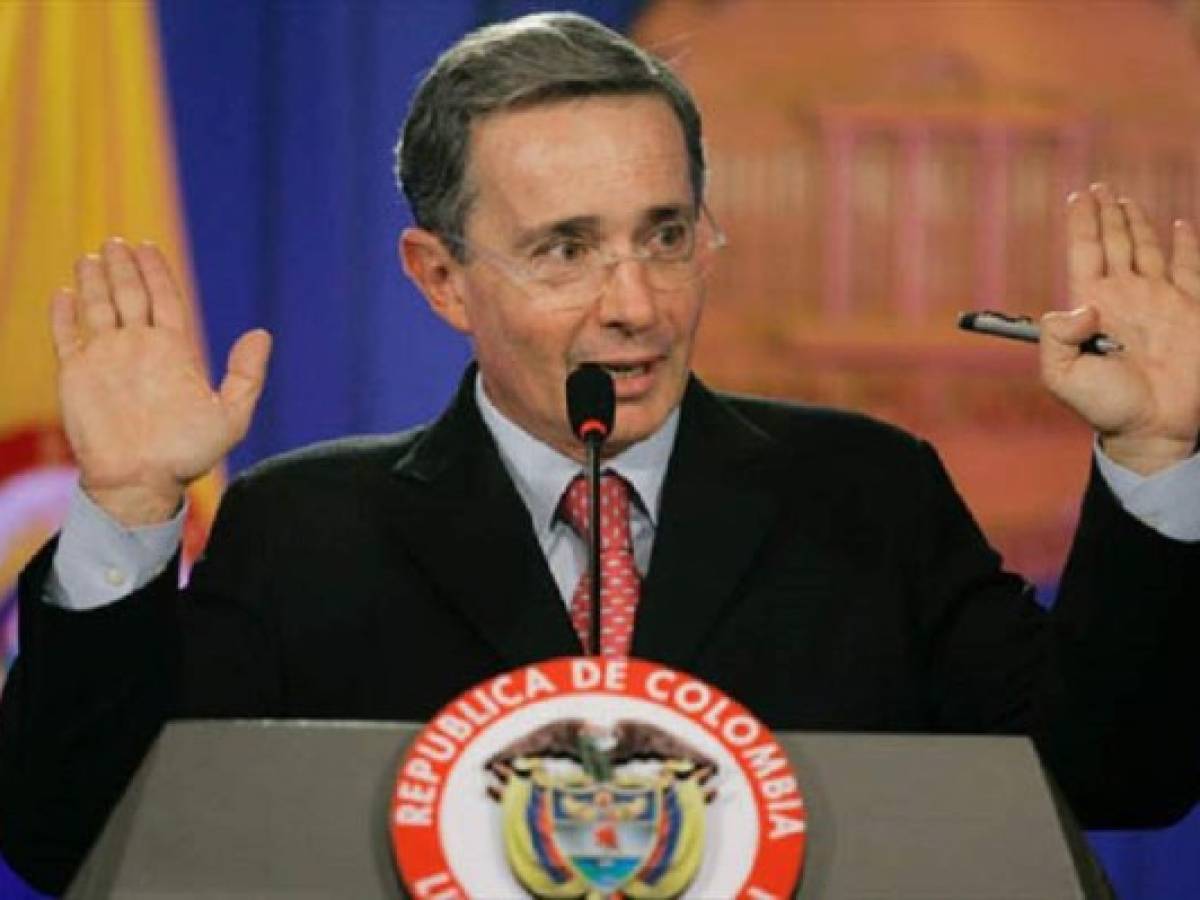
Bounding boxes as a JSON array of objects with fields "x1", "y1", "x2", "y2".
[
  {"x1": 1094, "y1": 441, "x2": 1200, "y2": 542},
  {"x1": 44, "y1": 484, "x2": 186, "y2": 611}
]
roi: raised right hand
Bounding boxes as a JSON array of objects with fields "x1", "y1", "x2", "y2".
[{"x1": 51, "y1": 239, "x2": 271, "y2": 526}]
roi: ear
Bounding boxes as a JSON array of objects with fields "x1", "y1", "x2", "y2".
[{"x1": 399, "y1": 227, "x2": 472, "y2": 333}]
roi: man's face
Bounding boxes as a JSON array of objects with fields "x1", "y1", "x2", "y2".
[{"x1": 443, "y1": 95, "x2": 705, "y2": 460}]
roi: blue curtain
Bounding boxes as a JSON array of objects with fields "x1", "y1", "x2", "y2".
[{"x1": 1, "y1": 0, "x2": 1195, "y2": 896}]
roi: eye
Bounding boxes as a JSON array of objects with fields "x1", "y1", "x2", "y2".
[
  {"x1": 646, "y1": 220, "x2": 692, "y2": 257},
  {"x1": 531, "y1": 237, "x2": 592, "y2": 267}
]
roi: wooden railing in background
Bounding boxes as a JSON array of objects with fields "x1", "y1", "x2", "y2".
[{"x1": 693, "y1": 110, "x2": 1200, "y2": 578}]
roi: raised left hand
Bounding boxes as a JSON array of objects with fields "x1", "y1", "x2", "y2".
[{"x1": 1041, "y1": 183, "x2": 1200, "y2": 475}]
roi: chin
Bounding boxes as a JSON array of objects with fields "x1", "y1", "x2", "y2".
[{"x1": 611, "y1": 406, "x2": 669, "y2": 449}]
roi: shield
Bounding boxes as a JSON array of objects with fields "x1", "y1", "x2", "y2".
[{"x1": 548, "y1": 781, "x2": 661, "y2": 894}]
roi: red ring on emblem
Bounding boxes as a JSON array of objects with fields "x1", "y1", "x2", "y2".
[{"x1": 390, "y1": 657, "x2": 806, "y2": 899}]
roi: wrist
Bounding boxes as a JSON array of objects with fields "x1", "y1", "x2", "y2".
[
  {"x1": 1099, "y1": 432, "x2": 1197, "y2": 476},
  {"x1": 81, "y1": 479, "x2": 185, "y2": 527}
]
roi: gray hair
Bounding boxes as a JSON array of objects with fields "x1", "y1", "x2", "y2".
[{"x1": 395, "y1": 11, "x2": 705, "y2": 257}]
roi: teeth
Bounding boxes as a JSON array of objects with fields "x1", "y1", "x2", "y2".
[{"x1": 603, "y1": 363, "x2": 649, "y2": 378}]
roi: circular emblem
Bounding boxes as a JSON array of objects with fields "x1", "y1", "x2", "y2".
[{"x1": 391, "y1": 657, "x2": 806, "y2": 899}]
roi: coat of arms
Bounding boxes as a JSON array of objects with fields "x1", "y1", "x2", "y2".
[{"x1": 485, "y1": 720, "x2": 718, "y2": 900}]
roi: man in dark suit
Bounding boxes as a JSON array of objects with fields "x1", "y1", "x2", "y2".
[{"x1": 3, "y1": 11, "x2": 1200, "y2": 896}]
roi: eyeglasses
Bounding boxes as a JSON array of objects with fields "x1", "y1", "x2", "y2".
[{"x1": 446, "y1": 205, "x2": 727, "y2": 310}]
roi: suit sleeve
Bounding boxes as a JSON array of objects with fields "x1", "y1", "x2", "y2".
[
  {"x1": 1041, "y1": 464, "x2": 1200, "y2": 827},
  {"x1": 0, "y1": 476, "x2": 282, "y2": 895},
  {"x1": 909, "y1": 440, "x2": 1200, "y2": 828}
]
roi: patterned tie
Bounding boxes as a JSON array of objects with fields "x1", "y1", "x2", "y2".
[{"x1": 559, "y1": 473, "x2": 640, "y2": 656}]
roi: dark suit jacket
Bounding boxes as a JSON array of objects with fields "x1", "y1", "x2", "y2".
[{"x1": 2, "y1": 369, "x2": 1199, "y2": 893}]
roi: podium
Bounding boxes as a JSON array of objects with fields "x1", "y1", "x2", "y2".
[{"x1": 65, "y1": 720, "x2": 1112, "y2": 898}]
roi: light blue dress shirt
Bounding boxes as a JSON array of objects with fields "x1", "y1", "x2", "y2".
[
  {"x1": 43, "y1": 385, "x2": 1200, "y2": 612},
  {"x1": 473, "y1": 374, "x2": 678, "y2": 605}
]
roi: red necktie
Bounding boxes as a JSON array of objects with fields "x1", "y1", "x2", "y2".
[{"x1": 560, "y1": 473, "x2": 640, "y2": 656}]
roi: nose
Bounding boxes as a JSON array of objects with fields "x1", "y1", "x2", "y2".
[{"x1": 594, "y1": 257, "x2": 660, "y2": 332}]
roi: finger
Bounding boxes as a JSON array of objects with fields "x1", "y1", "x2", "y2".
[
  {"x1": 1120, "y1": 197, "x2": 1165, "y2": 278},
  {"x1": 50, "y1": 288, "x2": 83, "y2": 361},
  {"x1": 133, "y1": 242, "x2": 187, "y2": 331},
  {"x1": 1066, "y1": 190, "x2": 1104, "y2": 298},
  {"x1": 77, "y1": 253, "x2": 117, "y2": 333},
  {"x1": 1170, "y1": 219, "x2": 1200, "y2": 300},
  {"x1": 1039, "y1": 306, "x2": 1101, "y2": 372},
  {"x1": 218, "y1": 329, "x2": 272, "y2": 441},
  {"x1": 1092, "y1": 183, "x2": 1133, "y2": 274},
  {"x1": 102, "y1": 238, "x2": 151, "y2": 327}
]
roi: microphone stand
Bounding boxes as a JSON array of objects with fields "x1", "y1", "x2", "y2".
[
  {"x1": 566, "y1": 363, "x2": 614, "y2": 658},
  {"x1": 584, "y1": 432, "x2": 602, "y2": 657}
]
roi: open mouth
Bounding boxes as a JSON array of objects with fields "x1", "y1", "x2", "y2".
[{"x1": 600, "y1": 361, "x2": 652, "y2": 379}]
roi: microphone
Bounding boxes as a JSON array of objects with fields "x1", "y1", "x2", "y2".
[
  {"x1": 567, "y1": 363, "x2": 615, "y2": 446},
  {"x1": 565, "y1": 364, "x2": 615, "y2": 656}
]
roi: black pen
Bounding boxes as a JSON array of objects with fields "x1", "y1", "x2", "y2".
[{"x1": 957, "y1": 310, "x2": 1123, "y2": 356}]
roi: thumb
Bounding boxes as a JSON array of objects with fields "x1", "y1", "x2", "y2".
[
  {"x1": 218, "y1": 328, "x2": 272, "y2": 441},
  {"x1": 1040, "y1": 306, "x2": 1099, "y2": 369}
]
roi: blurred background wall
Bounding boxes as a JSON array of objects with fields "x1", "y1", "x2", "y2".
[
  {"x1": 657, "y1": 0, "x2": 1200, "y2": 583},
  {"x1": 1, "y1": 1, "x2": 1198, "y2": 896}
]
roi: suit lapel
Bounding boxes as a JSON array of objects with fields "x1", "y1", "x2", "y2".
[
  {"x1": 387, "y1": 369, "x2": 581, "y2": 667},
  {"x1": 386, "y1": 370, "x2": 786, "y2": 671},
  {"x1": 633, "y1": 379, "x2": 784, "y2": 669}
]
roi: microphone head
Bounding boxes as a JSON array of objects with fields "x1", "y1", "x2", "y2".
[{"x1": 566, "y1": 364, "x2": 615, "y2": 445}]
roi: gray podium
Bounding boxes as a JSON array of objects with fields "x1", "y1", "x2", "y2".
[{"x1": 65, "y1": 721, "x2": 1111, "y2": 899}]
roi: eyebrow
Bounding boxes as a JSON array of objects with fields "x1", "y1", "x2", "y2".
[
  {"x1": 643, "y1": 203, "x2": 692, "y2": 225},
  {"x1": 510, "y1": 204, "x2": 694, "y2": 253}
]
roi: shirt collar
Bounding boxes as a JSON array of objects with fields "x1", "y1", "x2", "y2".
[{"x1": 474, "y1": 373, "x2": 679, "y2": 538}]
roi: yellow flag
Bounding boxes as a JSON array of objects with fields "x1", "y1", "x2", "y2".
[{"x1": 0, "y1": 0, "x2": 222, "y2": 686}]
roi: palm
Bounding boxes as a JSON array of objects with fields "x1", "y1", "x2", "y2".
[
  {"x1": 1062, "y1": 277, "x2": 1200, "y2": 433},
  {"x1": 52, "y1": 241, "x2": 270, "y2": 523},
  {"x1": 62, "y1": 328, "x2": 232, "y2": 487},
  {"x1": 1042, "y1": 187, "x2": 1200, "y2": 472}
]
